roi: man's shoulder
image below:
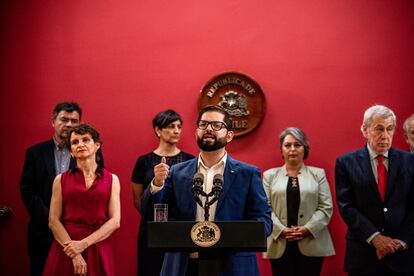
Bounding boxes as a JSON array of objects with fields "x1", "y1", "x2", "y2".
[
  {"x1": 227, "y1": 156, "x2": 259, "y2": 172},
  {"x1": 26, "y1": 139, "x2": 54, "y2": 152},
  {"x1": 336, "y1": 147, "x2": 366, "y2": 161},
  {"x1": 390, "y1": 147, "x2": 414, "y2": 162}
]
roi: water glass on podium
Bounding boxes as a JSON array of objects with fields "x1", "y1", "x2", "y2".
[{"x1": 154, "y1": 203, "x2": 168, "y2": 222}]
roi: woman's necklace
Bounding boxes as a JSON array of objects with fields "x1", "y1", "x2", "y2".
[{"x1": 84, "y1": 174, "x2": 96, "y2": 189}]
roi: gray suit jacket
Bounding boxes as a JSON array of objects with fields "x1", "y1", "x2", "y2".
[{"x1": 263, "y1": 165, "x2": 335, "y2": 258}]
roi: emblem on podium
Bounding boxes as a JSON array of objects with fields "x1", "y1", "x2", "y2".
[{"x1": 191, "y1": 221, "x2": 221, "y2": 247}]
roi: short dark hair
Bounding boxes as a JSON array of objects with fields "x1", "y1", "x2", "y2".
[
  {"x1": 197, "y1": 105, "x2": 233, "y2": 131},
  {"x1": 152, "y1": 109, "x2": 182, "y2": 129},
  {"x1": 52, "y1": 102, "x2": 82, "y2": 120},
  {"x1": 67, "y1": 123, "x2": 103, "y2": 163},
  {"x1": 279, "y1": 127, "x2": 310, "y2": 160}
]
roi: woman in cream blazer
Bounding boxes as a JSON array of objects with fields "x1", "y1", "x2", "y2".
[{"x1": 263, "y1": 127, "x2": 335, "y2": 276}]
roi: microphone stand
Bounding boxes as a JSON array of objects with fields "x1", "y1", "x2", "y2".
[{"x1": 203, "y1": 197, "x2": 211, "y2": 222}]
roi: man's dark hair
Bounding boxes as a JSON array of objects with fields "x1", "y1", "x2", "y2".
[
  {"x1": 52, "y1": 102, "x2": 82, "y2": 120},
  {"x1": 197, "y1": 105, "x2": 233, "y2": 131},
  {"x1": 152, "y1": 109, "x2": 182, "y2": 132}
]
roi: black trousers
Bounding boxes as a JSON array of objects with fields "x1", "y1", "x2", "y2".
[
  {"x1": 270, "y1": 242, "x2": 323, "y2": 276},
  {"x1": 185, "y1": 258, "x2": 199, "y2": 276}
]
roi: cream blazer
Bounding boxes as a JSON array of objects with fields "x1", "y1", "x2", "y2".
[{"x1": 262, "y1": 165, "x2": 335, "y2": 258}]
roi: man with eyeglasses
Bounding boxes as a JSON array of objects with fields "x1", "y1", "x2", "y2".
[
  {"x1": 335, "y1": 105, "x2": 414, "y2": 275},
  {"x1": 20, "y1": 102, "x2": 83, "y2": 276},
  {"x1": 144, "y1": 105, "x2": 272, "y2": 276}
]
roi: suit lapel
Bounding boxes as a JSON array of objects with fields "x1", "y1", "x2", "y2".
[
  {"x1": 187, "y1": 159, "x2": 199, "y2": 219},
  {"x1": 216, "y1": 156, "x2": 238, "y2": 210},
  {"x1": 44, "y1": 140, "x2": 56, "y2": 180},
  {"x1": 385, "y1": 148, "x2": 399, "y2": 201},
  {"x1": 298, "y1": 166, "x2": 309, "y2": 202}
]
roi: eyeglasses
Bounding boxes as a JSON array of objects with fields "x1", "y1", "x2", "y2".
[{"x1": 197, "y1": 120, "x2": 227, "y2": 131}]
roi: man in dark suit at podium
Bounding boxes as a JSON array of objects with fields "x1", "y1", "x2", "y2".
[
  {"x1": 144, "y1": 105, "x2": 272, "y2": 276},
  {"x1": 335, "y1": 105, "x2": 414, "y2": 275}
]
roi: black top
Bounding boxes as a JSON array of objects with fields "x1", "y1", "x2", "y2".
[
  {"x1": 286, "y1": 176, "x2": 300, "y2": 227},
  {"x1": 131, "y1": 151, "x2": 195, "y2": 189}
]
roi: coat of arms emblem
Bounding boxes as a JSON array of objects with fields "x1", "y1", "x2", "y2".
[
  {"x1": 198, "y1": 72, "x2": 266, "y2": 137},
  {"x1": 191, "y1": 221, "x2": 221, "y2": 247}
]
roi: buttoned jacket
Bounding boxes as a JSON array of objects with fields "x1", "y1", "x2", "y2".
[
  {"x1": 335, "y1": 146, "x2": 414, "y2": 273},
  {"x1": 263, "y1": 165, "x2": 335, "y2": 259}
]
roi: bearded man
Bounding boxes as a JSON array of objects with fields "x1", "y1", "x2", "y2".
[{"x1": 143, "y1": 105, "x2": 272, "y2": 276}]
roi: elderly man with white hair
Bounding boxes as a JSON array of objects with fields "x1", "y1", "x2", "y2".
[{"x1": 335, "y1": 105, "x2": 414, "y2": 276}]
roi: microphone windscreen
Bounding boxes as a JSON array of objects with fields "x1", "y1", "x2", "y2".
[
  {"x1": 213, "y1": 174, "x2": 223, "y2": 184},
  {"x1": 193, "y1": 172, "x2": 204, "y2": 184}
]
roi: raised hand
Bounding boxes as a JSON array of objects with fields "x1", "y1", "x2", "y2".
[{"x1": 153, "y1": 157, "x2": 170, "y2": 187}]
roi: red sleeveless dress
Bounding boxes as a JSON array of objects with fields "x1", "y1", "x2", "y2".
[{"x1": 43, "y1": 167, "x2": 114, "y2": 276}]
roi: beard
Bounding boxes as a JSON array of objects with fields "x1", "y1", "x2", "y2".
[{"x1": 197, "y1": 133, "x2": 227, "y2": 152}]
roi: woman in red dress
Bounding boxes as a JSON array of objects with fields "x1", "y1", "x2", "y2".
[{"x1": 43, "y1": 124, "x2": 121, "y2": 276}]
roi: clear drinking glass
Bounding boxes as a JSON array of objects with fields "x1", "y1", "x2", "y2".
[{"x1": 154, "y1": 203, "x2": 168, "y2": 222}]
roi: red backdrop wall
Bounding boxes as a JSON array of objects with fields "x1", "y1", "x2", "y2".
[{"x1": 1, "y1": 1, "x2": 413, "y2": 275}]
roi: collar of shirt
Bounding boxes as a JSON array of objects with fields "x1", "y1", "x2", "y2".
[
  {"x1": 197, "y1": 152, "x2": 228, "y2": 171},
  {"x1": 366, "y1": 144, "x2": 389, "y2": 160},
  {"x1": 195, "y1": 152, "x2": 227, "y2": 222},
  {"x1": 69, "y1": 166, "x2": 104, "y2": 179},
  {"x1": 282, "y1": 164, "x2": 304, "y2": 176},
  {"x1": 53, "y1": 137, "x2": 68, "y2": 151}
]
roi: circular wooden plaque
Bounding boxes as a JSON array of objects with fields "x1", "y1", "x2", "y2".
[{"x1": 198, "y1": 71, "x2": 266, "y2": 137}]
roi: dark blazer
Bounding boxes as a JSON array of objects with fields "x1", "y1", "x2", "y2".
[
  {"x1": 142, "y1": 155, "x2": 272, "y2": 276},
  {"x1": 20, "y1": 140, "x2": 64, "y2": 257},
  {"x1": 335, "y1": 146, "x2": 414, "y2": 273}
]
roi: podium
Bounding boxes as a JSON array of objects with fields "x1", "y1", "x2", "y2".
[{"x1": 148, "y1": 221, "x2": 266, "y2": 276}]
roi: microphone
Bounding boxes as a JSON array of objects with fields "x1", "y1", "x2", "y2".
[
  {"x1": 208, "y1": 174, "x2": 223, "y2": 205},
  {"x1": 191, "y1": 172, "x2": 205, "y2": 207}
]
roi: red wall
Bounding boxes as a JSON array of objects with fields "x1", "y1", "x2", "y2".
[{"x1": 1, "y1": 1, "x2": 413, "y2": 275}]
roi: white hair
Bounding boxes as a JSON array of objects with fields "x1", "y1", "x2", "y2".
[
  {"x1": 403, "y1": 113, "x2": 414, "y2": 134},
  {"x1": 361, "y1": 105, "x2": 396, "y2": 129}
]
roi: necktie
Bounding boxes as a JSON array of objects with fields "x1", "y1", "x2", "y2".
[{"x1": 376, "y1": 155, "x2": 387, "y2": 201}]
